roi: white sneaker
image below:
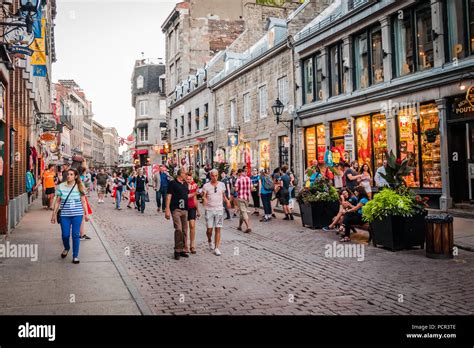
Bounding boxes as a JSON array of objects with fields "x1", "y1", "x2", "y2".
[
  {"x1": 214, "y1": 248, "x2": 221, "y2": 256},
  {"x1": 208, "y1": 242, "x2": 214, "y2": 251}
]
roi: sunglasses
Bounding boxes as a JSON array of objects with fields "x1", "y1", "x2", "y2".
[{"x1": 214, "y1": 187, "x2": 217, "y2": 193}]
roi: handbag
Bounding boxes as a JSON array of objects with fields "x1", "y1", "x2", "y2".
[
  {"x1": 57, "y1": 183, "x2": 77, "y2": 224},
  {"x1": 144, "y1": 192, "x2": 150, "y2": 202}
]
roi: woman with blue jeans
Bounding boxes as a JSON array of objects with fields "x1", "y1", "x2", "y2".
[
  {"x1": 259, "y1": 169, "x2": 273, "y2": 222},
  {"x1": 114, "y1": 173, "x2": 126, "y2": 210},
  {"x1": 51, "y1": 169, "x2": 89, "y2": 264}
]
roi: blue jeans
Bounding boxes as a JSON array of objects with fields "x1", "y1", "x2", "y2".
[
  {"x1": 136, "y1": 191, "x2": 146, "y2": 213},
  {"x1": 261, "y1": 193, "x2": 273, "y2": 216},
  {"x1": 158, "y1": 187, "x2": 168, "y2": 211},
  {"x1": 116, "y1": 189, "x2": 123, "y2": 209},
  {"x1": 60, "y1": 215, "x2": 83, "y2": 258}
]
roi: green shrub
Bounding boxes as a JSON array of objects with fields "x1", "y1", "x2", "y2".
[
  {"x1": 362, "y1": 188, "x2": 414, "y2": 223},
  {"x1": 296, "y1": 177, "x2": 339, "y2": 204}
]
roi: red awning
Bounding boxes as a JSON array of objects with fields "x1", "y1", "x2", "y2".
[{"x1": 135, "y1": 149, "x2": 149, "y2": 156}]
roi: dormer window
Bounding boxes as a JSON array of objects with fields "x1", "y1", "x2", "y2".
[{"x1": 136, "y1": 75, "x2": 144, "y2": 89}]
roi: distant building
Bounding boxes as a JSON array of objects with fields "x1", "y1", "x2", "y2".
[
  {"x1": 131, "y1": 59, "x2": 167, "y2": 166},
  {"x1": 92, "y1": 121, "x2": 105, "y2": 168},
  {"x1": 103, "y1": 127, "x2": 119, "y2": 168}
]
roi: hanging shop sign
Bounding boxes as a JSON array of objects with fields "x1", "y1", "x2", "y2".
[
  {"x1": 467, "y1": 85, "x2": 474, "y2": 107},
  {"x1": 39, "y1": 132, "x2": 56, "y2": 142},
  {"x1": 8, "y1": 45, "x2": 34, "y2": 56},
  {"x1": 228, "y1": 131, "x2": 239, "y2": 147}
]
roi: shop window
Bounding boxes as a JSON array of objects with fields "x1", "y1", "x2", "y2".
[
  {"x1": 354, "y1": 25, "x2": 384, "y2": 90},
  {"x1": 305, "y1": 126, "x2": 316, "y2": 168},
  {"x1": 393, "y1": 1, "x2": 433, "y2": 77},
  {"x1": 397, "y1": 103, "x2": 441, "y2": 189},
  {"x1": 303, "y1": 57, "x2": 314, "y2": 104},
  {"x1": 330, "y1": 119, "x2": 350, "y2": 150},
  {"x1": 305, "y1": 124, "x2": 326, "y2": 168},
  {"x1": 279, "y1": 136, "x2": 289, "y2": 168},
  {"x1": 354, "y1": 114, "x2": 387, "y2": 175},
  {"x1": 259, "y1": 139, "x2": 270, "y2": 170}
]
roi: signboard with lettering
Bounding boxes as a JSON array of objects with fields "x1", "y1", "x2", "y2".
[
  {"x1": 467, "y1": 85, "x2": 474, "y2": 107},
  {"x1": 452, "y1": 96, "x2": 474, "y2": 120},
  {"x1": 228, "y1": 131, "x2": 239, "y2": 147}
]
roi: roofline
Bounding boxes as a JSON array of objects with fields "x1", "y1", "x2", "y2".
[{"x1": 161, "y1": 7, "x2": 180, "y2": 32}]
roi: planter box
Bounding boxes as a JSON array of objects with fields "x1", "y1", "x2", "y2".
[
  {"x1": 299, "y1": 201, "x2": 339, "y2": 229},
  {"x1": 371, "y1": 214, "x2": 426, "y2": 251}
]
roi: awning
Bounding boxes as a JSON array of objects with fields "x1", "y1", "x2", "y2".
[
  {"x1": 135, "y1": 149, "x2": 149, "y2": 155},
  {"x1": 136, "y1": 122, "x2": 148, "y2": 129}
]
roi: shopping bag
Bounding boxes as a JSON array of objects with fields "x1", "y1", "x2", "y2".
[
  {"x1": 112, "y1": 187, "x2": 117, "y2": 198},
  {"x1": 130, "y1": 191, "x2": 136, "y2": 203},
  {"x1": 144, "y1": 192, "x2": 150, "y2": 202},
  {"x1": 85, "y1": 196, "x2": 93, "y2": 215}
]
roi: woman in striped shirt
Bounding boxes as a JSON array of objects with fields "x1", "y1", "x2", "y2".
[{"x1": 51, "y1": 169, "x2": 90, "y2": 264}]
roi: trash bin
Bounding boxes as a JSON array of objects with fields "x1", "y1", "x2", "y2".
[{"x1": 425, "y1": 215, "x2": 454, "y2": 259}]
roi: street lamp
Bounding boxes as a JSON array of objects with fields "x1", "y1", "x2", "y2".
[
  {"x1": 0, "y1": 0, "x2": 40, "y2": 36},
  {"x1": 272, "y1": 98, "x2": 294, "y2": 170},
  {"x1": 272, "y1": 98, "x2": 285, "y2": 124}
]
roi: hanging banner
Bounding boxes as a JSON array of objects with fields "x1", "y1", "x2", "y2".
[{"x1": 31, "y1": 17, "x2": 47, "y2": 75}]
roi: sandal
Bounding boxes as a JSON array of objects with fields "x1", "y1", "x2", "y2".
[{"x1": 340, "y1": 237, "x2": 350, "y2": 243}]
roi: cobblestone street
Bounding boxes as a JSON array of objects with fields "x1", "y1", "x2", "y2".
[{"x1": 90, "y1": 195, "x2": 474, "y2": 315}]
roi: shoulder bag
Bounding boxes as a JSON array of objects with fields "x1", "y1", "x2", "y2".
[{"x1": 57, "y1": 182, "x2": 77, "y2": 224}]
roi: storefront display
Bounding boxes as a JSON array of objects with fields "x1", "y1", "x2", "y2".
[
  {"x1": 305, "y1": 124, "x2": 326, "y2": 167},
  {"x1": 259, "y1": 140, "x2": 270, "y2": 170},
  {"x1": 331, "y1": 119, "x2": 349, "y2": 148},
  {"x1": 304, "y1": 127, "x2": 316, "y2": 167},
  {"x1": 398, "y1": 103, "x2": 441, "y2": 189},
  {"x1": 354, "y1": 114, "x2": 387, "y2": 174}
]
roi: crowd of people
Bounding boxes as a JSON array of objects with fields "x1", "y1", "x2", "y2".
[
  {"x1": 40, "y1": 157, "x2": 389, "y2": 263},
  {"x1": 304, "y1": 158, "x2": 390, "y2": 243}
]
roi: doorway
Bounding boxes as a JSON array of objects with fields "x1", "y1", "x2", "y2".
[{"x1": 448, "y1": 121, "x2": 474, "y2": 203}]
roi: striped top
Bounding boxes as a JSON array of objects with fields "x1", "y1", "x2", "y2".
[{"x1": 55, "y1": 183, "x2": 85, "y2": 217}]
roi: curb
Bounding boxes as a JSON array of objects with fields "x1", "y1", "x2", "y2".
[{"x1": 90, "y1": 218, "x2": 153, "y2": 316}]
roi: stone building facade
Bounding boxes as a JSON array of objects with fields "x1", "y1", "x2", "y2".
[
  {"x1": 92, "y1": 120, "x2": 105, "y2": 168},
  {"x1": 292, "y1": 0, "x2": 474, "y2": 210},
  {"x1": 103, "y1": 127, "x2": 119, "y2": 168},
  {"x1": 208, "y1": 0, "x2": 330, "y2": 174},
  {"x1": 131, "y1": 59, "x2": 167, "y2": 166}
]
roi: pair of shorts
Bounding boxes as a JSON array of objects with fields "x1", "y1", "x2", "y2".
[
  {"x1": 278, "y1": 189, "x2": 290, "y2": 206},
  {"x1": 205, "y1": 209, "x2": 224, "y2": 229},
  {"x1": 188, "y1": 208, "x2": 197, "y2": 221},
  {"x1": 45, "y1": 187, "x2": 55, "y2": 195},
  {"x1": 97, "y1": 185, "x2": 106, "y2": 194},
  {"x1": 237, "y1": 199, "x2": 249, "y2": 221}
]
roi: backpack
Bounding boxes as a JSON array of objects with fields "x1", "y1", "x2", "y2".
[{"x1": 263, "y1": 176, "x2": 274, "y2": 191}]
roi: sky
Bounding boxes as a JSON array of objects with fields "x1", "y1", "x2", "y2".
[{"x1": 53, "y1": 0, "x2": 180, "y2": 151}]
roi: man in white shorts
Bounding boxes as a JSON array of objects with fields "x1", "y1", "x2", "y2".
[{"x1": 202, "y1": 169, "x2": 231, "y2": 256}]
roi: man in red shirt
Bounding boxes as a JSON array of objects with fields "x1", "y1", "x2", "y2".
[
  {"x1": 184, "y1": 173, "x2": 200, "y2": 254},
  {"x1": 235, "y1": 168, "x2": 252, "y2": 233}
]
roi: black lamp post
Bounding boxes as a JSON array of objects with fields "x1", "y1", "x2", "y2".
[{"x1": 272, "y1": 98, "x2": 293, "y2": 170}]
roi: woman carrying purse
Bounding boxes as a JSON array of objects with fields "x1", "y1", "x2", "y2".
[{"x1": 51, "y1": 169, "x2": 89, "y2": 264}]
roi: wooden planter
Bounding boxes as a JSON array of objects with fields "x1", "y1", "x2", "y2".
[
  {"x1": 371, "y1": 213, "x2": 426, "y2": 251},
  {"x1": 299, "y1": 201, "x2": 339, "y2": 230}
]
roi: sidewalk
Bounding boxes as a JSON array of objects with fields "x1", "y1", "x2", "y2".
[
  {"x1": 0, "y1": 199, "x2": 143, "y2": 315},
  {"x1": 271, "y1": 203, "x2": 474, "y2": 250}
]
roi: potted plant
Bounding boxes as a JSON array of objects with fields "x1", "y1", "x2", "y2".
[
  {"x1": 424, "y1": 127, "x2": 439, "y2": 143},
  {"x1": 296, "y1": 176, "x2": 339, "y2": 229},
  {"x1": 362, "y1": 151, "x2": 428, "y2": 251}
]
